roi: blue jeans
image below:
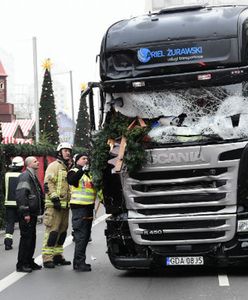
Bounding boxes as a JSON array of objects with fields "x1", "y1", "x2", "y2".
[{"x1": 71, "y1": 205, "x2": 94, "y2": 267}]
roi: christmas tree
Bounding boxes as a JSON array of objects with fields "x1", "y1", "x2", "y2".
[
  {"x1": 74, "y1": 84, "x2": 91, "y2": 148},
  {"x1": 39, "y1": 58, "x2": 59, "y2": 145}
]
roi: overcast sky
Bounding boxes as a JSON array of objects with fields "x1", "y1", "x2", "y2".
[
  {"x1": 2, "y1": 0, "x2": 248, "y2": 117},
  {"x1": 0, "y1": 0, "x2": 146, "y2": 111}
]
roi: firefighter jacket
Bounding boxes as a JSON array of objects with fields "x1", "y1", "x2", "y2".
[
  {"x1": 15, "y1": 169, "x2": 44, "y2": 216},
  {"x1": 67, "y1": 167, "x2": 99, "y2": 206},
  {"x1": 4, "y1": 171, "x2": 21, "y2": 207},
  {"x1": 44, "y1": 159, "x2": 71, "y2": 209}
]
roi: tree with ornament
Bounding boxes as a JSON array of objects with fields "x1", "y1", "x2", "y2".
[
  {"x1": 74, "y1": 83, "x2": 91, "y2": 148},
  {"x1": 39, "y1": 58, "x2": 59, "y2": 145}
]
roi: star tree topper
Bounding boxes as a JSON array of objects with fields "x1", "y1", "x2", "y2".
[{"x1": 42, "y1": 58, "x2": 52, "y2": 71}]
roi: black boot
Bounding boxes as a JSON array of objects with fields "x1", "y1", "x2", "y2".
[
  {"x1": 43, "y1": 261, "x2": 55, "y2": 268},
  {"x1": 53, "y1": 255, "x2": 71, "y2": 266},
  {"x1": 16, "y1": 265, "x2": 32, "y2": 273},
  {"x1": 30, "y1": 259, "x2": 42, "y2": 270},
  {"x1": 73, "y1": 262, "x2": 91, "y2": 270},
  {"x1": 5, "y1": 245, "x2": 13, "y2": 250},
  {"x1": 4, "y1": 238, "x2": 13, "y2": 250},
  {"x1": 75, "y1": 263, "x2": 91, "y2": 272}
]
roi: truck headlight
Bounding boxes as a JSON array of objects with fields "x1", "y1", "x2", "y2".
[{"x1": 237, "y1": 220, "x2": 248, "y2": 232}]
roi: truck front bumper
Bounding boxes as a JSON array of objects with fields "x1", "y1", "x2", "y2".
[{"x1": 107, "y1": 237, "x2": 248, "y2": 270}]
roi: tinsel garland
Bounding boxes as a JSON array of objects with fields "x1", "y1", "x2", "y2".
[{"x1": 91, "y1": 113, "x2": 149, "y2": 190}]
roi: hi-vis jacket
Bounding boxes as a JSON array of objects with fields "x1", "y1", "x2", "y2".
[
  {"x1": 4, "y1": 171, "x2": 21, "y2": 206},
  {"x1": 68, "y1": 167, "x2": 97, "y2": 206},
  {"x1": 68, "y1": 167, "x2": 104, "y2": 206},
  {"x1": 44, "y1": 159, "x2": 70, "y2": 209}
]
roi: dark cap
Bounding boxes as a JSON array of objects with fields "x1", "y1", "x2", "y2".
[{"x1": 74, "y1": 153, "x2": 89, "y2": 163}]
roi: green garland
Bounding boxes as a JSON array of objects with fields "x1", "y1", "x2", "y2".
[
  {"x1": 0, "y1": 143, "x2": 56, "y2": 229},
  {"x1": 124, "y1": 126, "x2": 149, "y2": 174},
  {"x1": 0, "y1": 143, "x2": 88, "y2": 228},
  {"x1": 91, "y1": 113, "x2": 150, "y2": 190}
]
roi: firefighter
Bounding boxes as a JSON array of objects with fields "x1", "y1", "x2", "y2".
[
  {"x1": 4, "y1": 156, "x2": 24, "y2": 250},
  {"x1": 67, "y1": 153, "x2": 103, "y2": 272},
  {"x1": 42, "y1": 142, "x2": 72, "y2": 268}
]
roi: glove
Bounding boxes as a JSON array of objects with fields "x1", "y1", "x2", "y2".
[
  {"x1": 82, "y1": 165, "x2": 89, "y2": 171},
  {"x1": 44, "y1": 182, "x2": 49, "y2": 193},
  {"x1": 51, "y1": 197, "x2": 61, "y2": 211}
]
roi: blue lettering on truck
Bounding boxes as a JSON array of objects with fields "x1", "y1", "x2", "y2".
[{"x1": 137, "y1": 46, "x2": 203, "y2": 63}]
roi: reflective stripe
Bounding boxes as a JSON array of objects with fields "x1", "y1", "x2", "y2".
[
  {"x1": 42, "y1": 248, "x2": 54, "y2": 255},
  {"x1": 97, "y1": 190, "x2": 104, "y2": 202},
  {"x1": 71, "y1": 194, "x2": 95, "y2": 199},
  {"x1": 54, "y1": 246, "x2": 63, "y2": 255},
  {"x1": 50, "y1": 192, "x2": 58, "y2": 199},
  {"x1": 56, "y1": 170, "x2": 64, "y2": 196},
  {"x1": 4, "y1": 200, "x2": 17, "y2": 206},
  {"x1": 72, "y1": 190, "x2": 95, "y2": 196},
  {"x1": 4, "y1": 233, "x2": 13, "y2": 239},
  {"x1": 16, "y1": 181, "x2": 31, "y2": 191},
  {"x1": 70, "y1": 199, "x2": 95, "y2": 205},
  {"x1": 5, "y1": 173, "x2": 20, "y2": 179},
  {"x1": 60, "y1": 201, "x2": 69, "y2": 208},
  {"x1": 45, "y1": 200, "x2": 69, "y2": 208},
  {"x1": 5, "y1": 172, "x2": 20, "y2": 205}
]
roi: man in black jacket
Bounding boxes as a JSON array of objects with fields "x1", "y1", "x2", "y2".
[{"x1": 16, "y1": 156, "x2": 44, "y2": 273}]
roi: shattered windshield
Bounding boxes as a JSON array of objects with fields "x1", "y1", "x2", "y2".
[{"x1": 113, "y1": 82, "x2": 248, "y2": 144}]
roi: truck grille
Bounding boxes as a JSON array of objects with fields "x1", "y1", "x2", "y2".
[
  {"x1": 128, "y1": 215, "x2": 235, "y2": 245},
  {"x1": 122, "y1": 142, "x2": 247, "y2": 245},
  {"x1": 141, "y1": 232, "x2": 225, "y2": 241},
  {"x1": 134, "y1": 193, "x2": 226, "y2": 205},
  {"x1": 137, "y1": 206, "x2": 226, "y2": 215}
]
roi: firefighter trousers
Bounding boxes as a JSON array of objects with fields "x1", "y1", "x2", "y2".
[
  {"x1": 4, "y1": 206, "x2": 18, "y2": 247},
  {"x1": 42, "y1": 207, "x2": 69, "y2": 263}
]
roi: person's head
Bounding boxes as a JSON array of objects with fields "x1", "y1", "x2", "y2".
[
  {"x1": 74, "y1": 153, "x2": 89, "y2": 167},
  {"x1": 56, "y1": 142, "x2": 72, "y2": 162},
  {"x1": 25, "y1": 156, "x2": 39, "y2": 170},
  {"x1": 10, "y1": 156, "x2": 24, "y2": 170}
]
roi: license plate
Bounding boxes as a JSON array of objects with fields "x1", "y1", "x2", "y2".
[{"x1": 166, "y1": 256, "x2": 204, "y2": 266}]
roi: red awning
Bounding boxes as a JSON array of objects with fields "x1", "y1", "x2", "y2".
[
  {"x1": 1, "y1": 120, "x2": 34, "y2": 144},
  {"x1": 1, "y1": 122, "x2": 20, "y2": 138},
  {"x1": 17, "y1": 119, "x2": 35, "y2": 137}
]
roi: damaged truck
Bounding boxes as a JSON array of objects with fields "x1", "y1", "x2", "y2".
[{"x1": 84, "y1": 3, "x2": 248, "y2": 269}]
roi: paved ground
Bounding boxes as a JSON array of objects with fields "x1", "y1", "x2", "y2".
[{"x1": 1, "y1": 210, "x2": 248, "y2": 300}]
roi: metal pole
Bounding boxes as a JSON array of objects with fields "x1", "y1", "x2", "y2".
[
  {"x1": 32, "y1": 37, "x2": 39, "y2": 143},
  {"x1": 69, "y1": 70, "x2": 75, "y2": 123},
  {"x1": 89, "y1": 89, "x2": 96, "y2": 131}
]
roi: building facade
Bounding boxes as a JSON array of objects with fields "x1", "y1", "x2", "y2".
[{"x1": 0, "y1": 61, "x2": 15, "y2": 122}]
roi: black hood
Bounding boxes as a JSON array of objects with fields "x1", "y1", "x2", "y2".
[
  {"x1": 104, "y1": 5, "x2": 244, "y2": 50},
  {"x1": 100, "y1": 5, "x2": 248, "y2": 83}
]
